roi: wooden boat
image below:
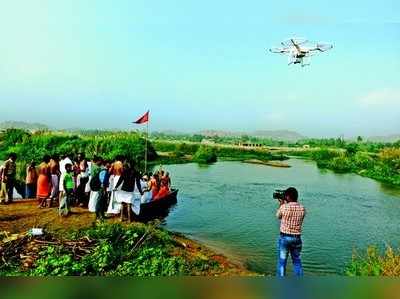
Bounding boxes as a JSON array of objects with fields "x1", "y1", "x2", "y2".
[{"x1": 136, "y1": 189, "x2": 179, "y2": 220}]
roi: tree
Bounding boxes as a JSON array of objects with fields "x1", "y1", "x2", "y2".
[
  {"x1": 193, "y1": 146, "x2": 217, "y2": 164},
  {"x1": 357, "y1": 136, "x2": 363, "y2": 143}
]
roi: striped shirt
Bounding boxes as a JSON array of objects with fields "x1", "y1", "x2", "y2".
[{"x1": 276, "y1": 202, "x2": 306, "y2": 235}]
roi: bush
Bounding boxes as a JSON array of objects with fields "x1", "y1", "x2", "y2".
[
  {"x1": 345, "y1": 246, "x2": 400, "y2": 276},
  {"x1": 345, "y1": 143, "x2": 359, "y2": 156},
  {"x1": 353, "y1": 152, "x2": 375, "y2": 169},
  {"x1": 311, "y1": 148, "x2": 339, "y2": 161},
  {"x1": 328, "y1": 156, "x2": 354, "y2": 173},
  {"x1": 22, "y1": 223, "x2": 221, "y2": 277},
  {"x1": 379, "y1": 148, "x2": 400, "y2": 171},
  {"x1": 193, "y1": 146, "x2": 217, "y2": 164}
]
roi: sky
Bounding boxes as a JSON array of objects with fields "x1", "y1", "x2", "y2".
[{"x1": 0, "y1": 0, "x2": 399, "y2": 137}]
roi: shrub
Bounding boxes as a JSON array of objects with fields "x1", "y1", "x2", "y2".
[
  {"x1": 353, "y1": 152, "x2": 375, "y2": 169},
  {"x1": 23, "y1": 223, "x2": 220, "y2": 277},
  {"x1": 311, "y1": 148, "x2": 339, "y2": 161},
  {"x1": 328, "y1": 155, "x2": 354, "y2": 173},
  {"x1": 193, "y1": 146, "x2": 217, "y2": 164},
  {"x1": 345, "y1": 246, "x2": 400, "y2": 276}
]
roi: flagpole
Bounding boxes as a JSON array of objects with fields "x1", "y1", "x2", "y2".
[{"x1": 145, "y1": 120, "x2": 148, "y2": 174}]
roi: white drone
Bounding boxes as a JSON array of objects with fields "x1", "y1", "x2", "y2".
[{"x1": 269, "y1": 38, "x2": 333, "y2": 67}]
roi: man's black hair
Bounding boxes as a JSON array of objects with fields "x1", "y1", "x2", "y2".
[
  {"x1": 43, "y1": 155, "x2": 51, "y2": 163},
  {"x1": 285, "y1": 187, "x2": 298, "y2": 202},
  {"x1": 65, "y1": 163, "x2": 72, "y2": 171}
]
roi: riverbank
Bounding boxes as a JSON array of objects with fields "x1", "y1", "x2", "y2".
[
  {"x1": 0, "y1": 200, "x2": 257, "y2": 276},
  {"x1": 242, "y1": 159, "x2": 291, "y2": 168},
  {"x1": 286, "y1": 149, "x2": 400, "y2": 187}
]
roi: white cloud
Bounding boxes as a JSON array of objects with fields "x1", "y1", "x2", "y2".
[{"x1": 359, "y1": 88, "x2": 400, "y2": 107}]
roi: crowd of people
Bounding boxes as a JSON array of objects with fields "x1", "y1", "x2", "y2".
[{"x1": 0, "y1": 152, "x2": 172, "y2": 221}]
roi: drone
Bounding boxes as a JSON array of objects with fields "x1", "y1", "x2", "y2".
[{"x1": 269, "y1": 38, "x2": 333, "y2": 67}]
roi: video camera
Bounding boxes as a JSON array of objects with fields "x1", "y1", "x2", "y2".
[{"x1": 273, "y1": 189, "x2": 286, "y2": 200}]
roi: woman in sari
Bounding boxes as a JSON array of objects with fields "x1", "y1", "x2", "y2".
[
  {"x1": 37, "y1": 155, "x2": 52, "y2": 208},
  {"x1": 150, "y1": 173, "x2": 160, "y2": 199}
]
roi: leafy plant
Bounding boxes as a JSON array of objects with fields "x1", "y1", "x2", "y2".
[
  {"x1": 345, "y1": 246, "x2": 400, "y2": 276},
  {"x1": 193, "y1": 146, "x2": 217, "y2": 164}
]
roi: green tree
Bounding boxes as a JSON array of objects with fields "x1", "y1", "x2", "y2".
[{"x1": 193, "y1": 146, "x2": 217, "y2": 164}]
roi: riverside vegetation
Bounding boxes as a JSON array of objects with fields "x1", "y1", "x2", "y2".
[
  {"x1": 288, "y1": 144, "x2": 400, "y2": 187},
  {"x1": 0, "y1": 222, "x2": 232, "y2": 276},
  {"x1": 345, "y1": 246, "x2": 400, "y2": 276},
  {"x1": 0, "y1": 129, "x2": 287, "y2": 182}
]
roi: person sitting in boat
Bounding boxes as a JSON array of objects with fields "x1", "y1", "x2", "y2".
[
  {"x1": 161, "y1": 172, "x2": 171, "y2": 191},
  {"x1": 153, "y1": 180, "x2": 169, "y2": 201},
  {"x1": 140, "y1": 175, "x2": 152, "y2": 204},
  {"x1": 150, "y1": 173, "x2": 159, "y2": 199}
]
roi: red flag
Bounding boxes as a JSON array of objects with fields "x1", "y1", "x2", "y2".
[{"x1": 133, "y1": 111, "x2": 149, "y2": 124}]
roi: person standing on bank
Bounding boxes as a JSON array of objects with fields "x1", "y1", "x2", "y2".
[
  {"x1": 25, "y1": 160, "x2": 38, "y2": 199},
  {"x1": 276, "y1": 187, "x2": 306, "y2": 277},
  {"x1": 3, "y1": 153, "x2": 17, "y2": 203}
]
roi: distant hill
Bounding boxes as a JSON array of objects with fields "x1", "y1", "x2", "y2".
[
  {"x1": 252, "y1": 130, "x2": 305, "y2": 141},
  {"x1": 0, "y1": 121, "x2": 49, "y2": 132},
  {"x1": 199, "y1": 130, "x2": 245, "y2": 137},
  {"x1": 366, "y1": 134, "x2": 400, "y2": 143}
]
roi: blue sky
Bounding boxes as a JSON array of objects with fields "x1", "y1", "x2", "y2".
[{"x1": 0, "y1": 0, "x2": 399, "y2": 137}]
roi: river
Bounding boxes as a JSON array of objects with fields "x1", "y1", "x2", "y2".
[{"x1": 160, "y1": 159, "x2": 400, "y2": 275}]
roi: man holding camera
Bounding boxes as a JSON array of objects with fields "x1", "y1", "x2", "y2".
[{"x1": 275, "y1": 187, "x2": 306, "y2": 277}]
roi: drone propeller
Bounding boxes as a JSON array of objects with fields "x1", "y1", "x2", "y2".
[
  {"x1": 315, "y1": 43, "x2": 333, "y2": 52},
  {"x1": 281, "y1": 38, "x2": 308, "y2": 47},
  {"x1": 269, "y1": 47, "x2": 289, "y2": 54}
]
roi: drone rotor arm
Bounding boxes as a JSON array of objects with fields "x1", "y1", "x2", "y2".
[{"x1": 269, "y1": 47, "x2": 290, "y2": 55}]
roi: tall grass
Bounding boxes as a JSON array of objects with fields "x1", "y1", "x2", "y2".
[{"x1": 345, "y1": 246, "x2": 400, "y2": 276}]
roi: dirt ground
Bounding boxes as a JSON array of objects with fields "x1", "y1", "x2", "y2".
[
  {"x1": 0, "y1": 200, "x2": 100, "y2": 234},
  {"x1": 0, "y1": 199, "x2": 256, "y2": 276}
]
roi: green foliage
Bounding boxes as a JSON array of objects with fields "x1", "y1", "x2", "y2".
[
  {"x1": 345, "y1": 246, "x2": 400, "y2": 276},
  {"x1": 193, "y1": 146, "x2": 217, "y2": 164},
  {"x1": 305, "y1": 145, "x2": 400, "y2": 186},
  {"x1": 31, "y1": 246, "x2": 85, "y2": 276},
  {"x1": 345, "y1": 143, "x2": 359, "y2": 156},
  {"x1": 328, "y1": 156, "x2": 353, "y2": 173},
  {"x1": 353, "y1": 152, "x2": 374, "y2": 169},
  {"x1": 311, "y1": 148, "x2": 340, "y2": 160},
  {"x1": 22, "y1": 223, "x2": 220, "y2": 276},
  {"x1": 0, "y1": 130, "x2": 157, "y2": 180},
  {"x1": 110, "y1": 247, "x2": 186, "y2": 276},
  {"x1": 0, "y1": 129, "x2": 31, "y2": 150},
  {"x1": 152, "y1": 141, "x2": 199, "y2": 156}
]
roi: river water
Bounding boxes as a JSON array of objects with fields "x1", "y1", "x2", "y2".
[{"x1": 161, "y1": 159, "x2": 400, "y2": 275}]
